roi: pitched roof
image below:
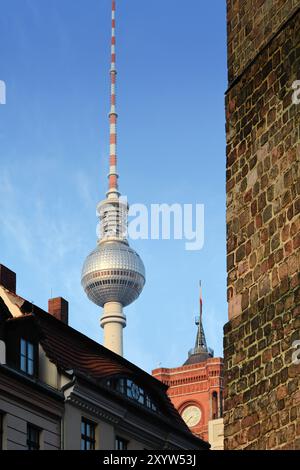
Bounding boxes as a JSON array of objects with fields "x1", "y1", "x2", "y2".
[{"x1": 1, "y1": 294, "x2": 209, "y2": 448}]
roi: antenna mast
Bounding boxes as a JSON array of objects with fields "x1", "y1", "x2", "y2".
[{"x1": 107, "y1": 0, "x2": 119, "y2": 198}]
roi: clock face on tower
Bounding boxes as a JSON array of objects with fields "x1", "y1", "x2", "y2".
[{"x1": 181, "y1": 405, "x2": 202, "y2": 428}]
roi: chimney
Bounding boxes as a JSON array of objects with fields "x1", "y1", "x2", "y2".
[
  {"x1": 48, "y1": 297, "x2": 69, "y2": 324},
  {"x1": 0, "y1": 264, "x2": 16, "y2": 293}
]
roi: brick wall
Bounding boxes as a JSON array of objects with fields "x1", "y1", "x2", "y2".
[
  {"x1": 227, "y1": 0, "x2": 299, "y2": 82},
  {"x1": 224, "y1": 2, "x2": 300, "y2": 450},
  {"x1": 153, "y1": 359, "x2": 223, "y2": 442}
]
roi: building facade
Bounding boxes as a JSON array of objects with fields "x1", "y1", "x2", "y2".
[
  {"x1": 0, "y1": 264, "x2": 209, "y2": 450},
  {"x1": 153, "y1": 312, "x2": 224, "y2": 450},
  {"x1": 224, "y1": 0, "x2": 300, "y2": 449}
]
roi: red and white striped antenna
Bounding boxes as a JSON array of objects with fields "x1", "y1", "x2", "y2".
[
  {"x1": 107, "y1": 0, "x2": 119, "y2": 198},
  {"x1": 97, "y1": 0, "x2": 128, "y2": 242}
]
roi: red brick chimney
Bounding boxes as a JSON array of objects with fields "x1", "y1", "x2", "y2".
[
  {"x1": 0, "y1": 264, "x2": 16, "y2": 293},
  {"x1": 48, "y1": 297, "x2": 69, "y2": 324}
]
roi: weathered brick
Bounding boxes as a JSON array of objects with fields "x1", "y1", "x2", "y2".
[
  {"x1": 247, "y1": 423, "x2": 260, "y2": 441},
  {"x1": 236, "y1": 245, "x2": 246, "y2": 262},
  {"x1": 263, "y1": 205, "x2": 273, "y2": 223},
  {"x1": 224, "y1": 1, "x2": 300, "y2": 451}
]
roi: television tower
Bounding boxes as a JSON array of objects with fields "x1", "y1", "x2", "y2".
[{"x1": 81, "y1": 0, "x2": 145, "y2": 356}]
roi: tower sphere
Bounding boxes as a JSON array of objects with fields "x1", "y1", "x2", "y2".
[{"x1": 81, "y1": 240, "x2": 145, "y2": 308}]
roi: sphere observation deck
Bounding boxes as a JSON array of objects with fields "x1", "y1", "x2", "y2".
[{"x1": 81, "y1": 240, "x2": 145, "y2": 308}]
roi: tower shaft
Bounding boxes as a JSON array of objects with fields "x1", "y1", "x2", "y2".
[
  {"x1": 101, "y1": 302, "x2": 126, "y2": 356},
  {"x1": 101, "y1": 0, "x2": 124, "y2": 356}
]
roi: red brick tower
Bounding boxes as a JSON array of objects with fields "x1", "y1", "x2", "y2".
[{"x1": 153, "y1": 285, "x2": 224, "y2": 446}]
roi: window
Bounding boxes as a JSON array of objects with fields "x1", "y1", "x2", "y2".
[
  {"x1": 81, "y1": 418, "x2": 96, "y2": 450},
  {"x1": 220, "y1": 391, "x2": 223, "y2": 418},
  {"x1": 212, "y1": 391, "x2": 218, "y2": 419},
  {"x1": 106, "y1": 377, "x2": 157, "y2": 412},
  {"x1": 20, "y1": 339, "x2": 35, "y2": 376},
  {"x1": 27, "y1": 424, "x2": 40, "y2": 450},
  {"x1": 115, "y1": 436, "x2": 128, "y2": 450}
]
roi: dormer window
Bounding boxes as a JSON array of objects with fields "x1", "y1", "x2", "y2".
[
  {"x1": 106, "y1": 377, "x2": 158, "y2": 412},
  {"x1": 20, "y1": 338, "x2": 35, "y2": 376}
]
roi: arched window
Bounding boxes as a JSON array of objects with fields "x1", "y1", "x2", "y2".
[
  {"x1": 220, "y1": 391, "x2": 223, "y2": 418},
  {"x1": 212, "y1": 391, "x2": 218, "y2": 419}
]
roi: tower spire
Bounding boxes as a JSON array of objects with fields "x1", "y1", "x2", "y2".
[
  {"x1": 108, "y1": 0, "x2": 119, "y2": 198},
  {"x1": 183, "y1": 282, "x2": 213, "y2": 365},
  {"x1": 195, "y1": 281, "x2": 207, "y2": 350}
]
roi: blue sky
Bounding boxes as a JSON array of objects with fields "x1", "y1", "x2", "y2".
[{"x1": 0, "y1": 0, "x2": 227, "y2": 372}]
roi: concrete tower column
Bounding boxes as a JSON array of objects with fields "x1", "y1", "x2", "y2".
[{"x1": 100, "y1": 302, "x2": 126, "y2": 356}]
